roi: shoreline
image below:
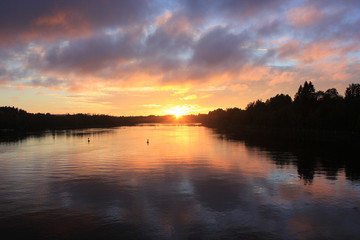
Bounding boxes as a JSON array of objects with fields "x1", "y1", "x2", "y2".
[{"x1": 203, "y1": 123, "x2": 360, "y2": 145}]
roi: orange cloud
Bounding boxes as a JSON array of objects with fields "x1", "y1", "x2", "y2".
[
  {"x1": 286, "y1": 6, "x2": 323, "y2": 27},
  {"x1": 156, "y1": 11, "x2": 172, "y2": 26},
  {"x1": 33, "y1": 11, "x2": 91, "y2": 37},
  {"x1": 277, "y1": 40, "x2": 301, "y2": 60},
  {"x1": 229, "y1": 84, "x2": 249, "y2": 92},
  {"x1": 278, "y1": 40, "x2": 360, "y2": 64}
]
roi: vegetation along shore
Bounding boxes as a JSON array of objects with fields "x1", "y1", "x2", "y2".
[{"x1": 1, "y1": 82, "x2": 359, "y2": 143}]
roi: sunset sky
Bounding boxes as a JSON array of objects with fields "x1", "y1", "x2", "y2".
[{"x1": 1, "y1": 0, "x2": 360, "y2": 116}]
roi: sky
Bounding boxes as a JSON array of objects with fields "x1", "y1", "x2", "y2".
[{"x1": 0, "y1": 0, "x2": 360, "y2": 116}]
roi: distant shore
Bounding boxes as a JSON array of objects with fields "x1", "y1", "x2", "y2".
[
  {"x1": 0, "y1": 106, "x2": 204, "y2": 132},
  {"x1": 204, "y1": 124, "x2": 360, "y2": 145},
  {"x1": 1, "y1": 82, "x2": 360, "y2": 143}
]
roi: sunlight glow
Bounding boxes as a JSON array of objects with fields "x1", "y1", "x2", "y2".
[{"x1": 165, "y1": 105, "x2": 190, "y2": 118}]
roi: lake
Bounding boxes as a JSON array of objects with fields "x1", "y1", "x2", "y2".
[{"x1": 0, "y1": 124, "x2": 360, "y2": 239}]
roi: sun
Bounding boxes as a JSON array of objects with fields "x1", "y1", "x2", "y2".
[{"x1": 165, "y1": 105, "x2": 190, "y2": 118}]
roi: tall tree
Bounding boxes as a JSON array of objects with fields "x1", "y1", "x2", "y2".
[
  {"x1": 345, "y1": 84, "x2": 360, "y2": 100},
  {"x1": 294, "y1": 81, "x2": 316, "y2": 101}
]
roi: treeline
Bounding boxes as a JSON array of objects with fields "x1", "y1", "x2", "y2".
[
  {"x1": 0, "y1": 107, "x2": 199, "y2": 131},
  {"x1": 2, "y1": 82, "x2": 360, "y2": 135},
  {"x1": 0, "y1": 108, "x2": 131, "y2": 130},
  {"x1": 202, "y1": 82, "x2": 360, "y2": 139}
]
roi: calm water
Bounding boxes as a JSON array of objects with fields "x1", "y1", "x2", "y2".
[{"x1": 0, "y1": 124, "x2": 360, "y2": 239}]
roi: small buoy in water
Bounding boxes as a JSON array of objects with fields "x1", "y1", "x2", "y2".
[{"x1": 88, "y1": 138, "x2": 90, "y2": 142}]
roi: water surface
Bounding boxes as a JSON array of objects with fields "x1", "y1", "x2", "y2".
[{"x1": 0, "y1": 124, "x2": 359, "y2": 239}]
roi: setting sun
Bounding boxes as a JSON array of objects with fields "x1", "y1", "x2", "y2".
[{"x1": 165, "y1": 105, "x2": 190, "y2": 118}]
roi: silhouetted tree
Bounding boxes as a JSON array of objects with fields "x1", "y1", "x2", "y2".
[
  {"x1": 266, "y1": 94, "x2": 292, "y2": 112},
  {"x1": 345, "y1": 83, "x2": 360, "y2": 100},
  {"x1": 325, "y1": 88, "x2": 341, "y2": 99},
  {"x1": 344, "y1": 84, "x2": 360, "y2": 130},
  {"x1": 246, "y1": 100, "x2": 266, "y2": 112},
  {"x1": 294, "y1": 81, "x2": 316, "y2": 102},
  {"x1": 3, "y1": 81, "x2": 360, "y2": 137},
  {"x1": 200, "y1": 81, "x2": 359, "y2": 137}
]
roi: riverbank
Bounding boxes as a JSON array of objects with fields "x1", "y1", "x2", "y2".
[{"x1": 203, "y1": 123, "x2": 360, "y2": 146}]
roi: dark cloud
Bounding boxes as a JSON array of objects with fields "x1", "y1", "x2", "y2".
[
  {"x1": 135, "y1": 13, "x2": 194, "y2": 78},
  {"x1": 144, "y1": 13, "x2": 194, "y2": 57},
  {"x1": 26, "y1": 12, "x2": 196, "y2": 81},
  {"x1": 0, "y1": 66, "x2": 8, "y2": 84},
  {"x1": 312, "y1": 0, "x2": 360, "y2": 9},
  {"x1": 181, "y1": 0, "x2": 287, "y2": 22},
  {"x1": 1, "y1": 0, "x2": 360, "y2": 93},
  {"x1": 0, "y1": 0, "x2": 154, "y2": 45},
  {"x1": 285, "y1": 1, "x2": 360, "y2": 42},
  {"x1": 0, "y1": 64, "x2": 33, "y2": 85},
  {"x1": 191, "y1": 27, "x2": 250, "y2": 68},
  {"x1": 256, "y1": 20, "x2": 283, "y2": 37},
  {"x1": 28, "y1": 31, "x2": 141, "y2": 74},
  {"x1": 28, "y1": 77, "x2": 65, "y2": 88}
]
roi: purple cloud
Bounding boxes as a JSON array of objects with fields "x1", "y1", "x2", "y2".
[
  {"x1": 181, "y1": 0, "x2": 287, "y2": 22},
  {"x1": 191, "y1": 26, "x2": 250, "y2": 68},
  {"x1": 27, "y1": 31, "x2": 141, "y2": 74},
  {"x1": 0, "y1": 0, "x2": 359, "y2": 97},
  {"x1": 0, "y1": 0, "x2": 154, "y2": 45}
]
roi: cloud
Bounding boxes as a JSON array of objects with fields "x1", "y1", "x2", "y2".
[
  {"x1": 284, "y1": 2, "x2": 360, "y2": 42},
  {"x1": 185, "y1": 26, "x2": 257, "y2": 83},
  {"x1": 229, "y1": 84, "x2": 249, "y2": 92},
  {"x1": 0, "y1": 66, "x2": 8, "y2": 84},
  {"x1": 138, "y1": 12, "x2": 194, "y2": 78},
  {"x1": 29, "y1": 31, "x2": 140, "y2": 74},
  {"x1": 0, "y1": 0, "x2": 154, "y2": 46},
  {"x1": 200, "y1": 94, "x2": 212, "y2": 99},
  {"x1": 1, "y1": 0, "x2": 360, "y2": 115},
  {"x1": 286, "y1": 6, "x2": 323, "y2": 28},
  {"x1": 24, "y1": 11, "x2": 197, "y2": 87},
  {"x1": 28, "y1": 77, "x2": 66, "y2": 89},
  {"x1": 256, "y1": 19, "x2": 283, "y2": 37},
  {"x1": 140, "y1": 104, "x2": 162, "y2": 108},
  {"x1": 183, "y1": 94, "x2": 197, "y2": 100},
  {"x1": 191, "y1": 27, "x2": 249, "y2": 67},
  {"x1": 181, "y1": 0, "x2": 287, "y2": 23},
  {"x1": 276, "y1": 40, "x2": 302, "y2": 61},
  {"x1": 277, "y1": 39, "x2": 360, "y2": 64}
]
